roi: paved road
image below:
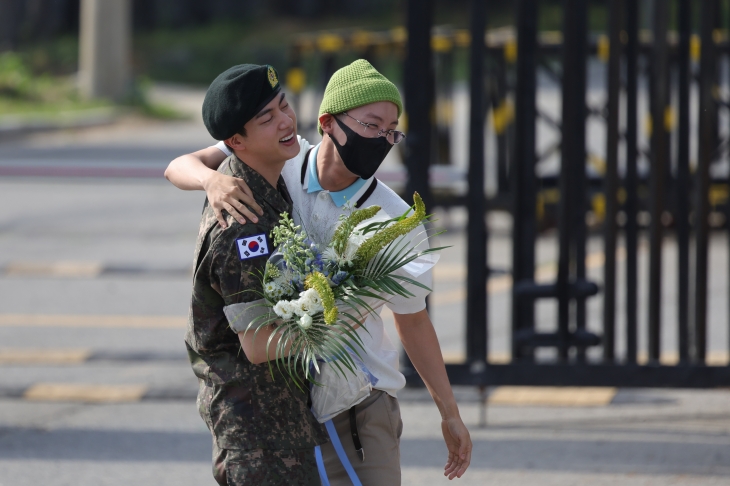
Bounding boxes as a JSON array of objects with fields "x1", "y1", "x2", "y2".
[{"x1": 0, "y1": 88, "x2": 729, "y2": 485}]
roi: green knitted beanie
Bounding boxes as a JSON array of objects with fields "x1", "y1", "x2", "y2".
[{"x1": 318, "y1": 59, "x2": 403, "y2": 134}]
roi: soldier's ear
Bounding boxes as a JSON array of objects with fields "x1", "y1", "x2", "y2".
[{"x1": 225, "y1": 133, "x2": 246, "y2": 152}]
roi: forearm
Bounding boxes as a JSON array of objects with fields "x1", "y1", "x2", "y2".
[
  {"x1": 164, "y1": 154, "x2": 218, "y2": 191},
  {"x1": 394, "y1": 309, "x2": 460, "y2": 420},
  {"x1": 165, "y1": 146, "x2": 228, "y2": 191},
  {"x1": 238, "y1": 325, "x2": 293, "y2": 364}
]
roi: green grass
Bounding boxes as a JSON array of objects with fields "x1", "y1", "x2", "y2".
[{"x1": 0, "y1": 52, "x2": 184, "y2": 122}]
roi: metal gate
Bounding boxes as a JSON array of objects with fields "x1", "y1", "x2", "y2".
[
  {"x1": 282, "y1": 0, "x2": 730, "y2": 388},
  {"x1": 400, "y1": 0, "x2": 730, "y2": 388}
]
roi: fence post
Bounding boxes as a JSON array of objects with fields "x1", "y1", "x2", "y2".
[
  {"x1": 647, "y1": 0, "x2": 670, "y2": 363},
  {"x1": 404, "y1": 0, "x2": 434, "y2": 211},
  {"x1": 624, "y1": 0, "x2": 639, "y2": 364},
  {"x1": 511, "y1": 0, "x2": 538, "y2": 361},
  {"x1": 694, "y1": 0, "x2": 715, "y2": 364},
  {"x1": 402, "y1": 0, "x2": 434, "y2": 379},
  {"x1": 676, "y1": 0, "x2": 692, "y2": 364},
  {"x1": 603, "y1": 0, "x2": 623, "y2": 363},
  {"x1": 465, "y1": 0, "x2": 488, "y2": 364},
  {"x1": 556, "y1": 0, "x2": 588, "y2": 361},
  {"x1": 79, "y1": 0, "x2": 131, "y2": 101}
]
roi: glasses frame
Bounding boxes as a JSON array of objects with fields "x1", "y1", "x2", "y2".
[{"x1": 340, "y1": 112, "x2": 406, "y2": 144}]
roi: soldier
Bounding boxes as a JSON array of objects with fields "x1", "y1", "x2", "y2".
[
  {"x1": 185, "y1": 63, "x2": 326, "y2": 486},
  {"x1": 167, "y1": 60, "x2": 472, "y2": 485}
]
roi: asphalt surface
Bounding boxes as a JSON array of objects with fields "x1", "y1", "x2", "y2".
[{"x1": 0, "y1": 86, "x2": 728, "y2": 485}]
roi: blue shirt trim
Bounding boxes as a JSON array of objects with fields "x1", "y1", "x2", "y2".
[{"x1": 306, "y1": 143, "x2": 367, "y2": 208}]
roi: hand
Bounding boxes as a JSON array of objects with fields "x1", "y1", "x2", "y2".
[
  {"x1": 202, "y1": 172, "x2": 263, "y2": 228},
  {"x1": 442, "y1": 417, "x2": 472, "y2": 480}
]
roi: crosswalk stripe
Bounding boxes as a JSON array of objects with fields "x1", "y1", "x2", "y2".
[
  {"x1": 0, "y1": 349, "x2": 91, "y2": 364},
  {"x1": 4, "y1": 261, "x2": 103, "y2": 278},
  {"x1": 488, "y1": 386, "x2": 617, "y2": 406},
  {"x1": 23, "y1": 383, "x2": 148, "y2": 403}
]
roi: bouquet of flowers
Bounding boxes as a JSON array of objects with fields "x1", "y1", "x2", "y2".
[{"x1": 245, "y1": 192, "x2": 443, "y2": 389}]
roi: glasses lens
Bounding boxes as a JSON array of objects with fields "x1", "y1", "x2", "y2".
[{"x1": 392, "y1": 131, "x2": 405, "y2": 144}]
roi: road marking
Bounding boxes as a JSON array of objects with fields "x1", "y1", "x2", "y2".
[
  {"x1": 23, "y1": 383, "x2": 148, "y2": 403},
  {"x1": 442, "y1": 351, "x2": 511, "y2": 364},
  {"x1": 488, "y1": 386, "x2": 617, "y2": 406},
  {"x1": 0, "y1": 314, "x2": 186, "y2": 329},
  {"x1": 4, "y1": 261, "x2": 103, "y2": 278},
  {"x1": 637, "y1": 350, "x2": 730, "y2": 366},
  {"x1": 0, "y1": 348, "x2": 90, "y2": 364}
]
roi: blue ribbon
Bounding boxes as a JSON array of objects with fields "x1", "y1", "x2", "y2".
[{"x1": 314, "y1": 419, "x2": 362, "y2": 486}]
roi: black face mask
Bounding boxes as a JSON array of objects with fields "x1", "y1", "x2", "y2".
[{"x1": 328, "y1": 116, "x2": 393, "y2": 179}]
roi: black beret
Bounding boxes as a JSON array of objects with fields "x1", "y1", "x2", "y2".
[{"x1": 202, "y1": 64, "x2": 282, "y2": 140}]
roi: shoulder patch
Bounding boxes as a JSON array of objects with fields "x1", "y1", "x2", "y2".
[{"x1": 236, "y1": 233, "x2": 270, "y2": 260}]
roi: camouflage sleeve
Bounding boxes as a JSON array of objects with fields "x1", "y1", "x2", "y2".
[{"x1": 207, "y1": 224, "x2": 275, "y2": 333}]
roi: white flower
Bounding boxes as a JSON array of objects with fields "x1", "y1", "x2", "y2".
[
  {"x1": 307, "y1": 289, "x2": 323, "y2": 309},
  {"x1": 344, "y1": 240, "x2": 362, "y2": 261},
  {"x1": 264, "y1": 281, "x2": 281, "y2": 299},
  {"x1": 298, "y1": 289, "x2": 324, "y2": 315},
  {"x1": 299, "y1": 313, "x2": 313, "y2": 329},
  {"x1": 290, "y1": 299, "x2": 305, "y2": 317},
  {"x1": 273, "y1": 300, "x2": 294, "y2": 319},
  {"x1": 273, "y1": 276, "x2": 293, "y2": 296}
]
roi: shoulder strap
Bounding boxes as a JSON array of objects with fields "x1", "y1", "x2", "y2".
[
  {"x1": 301, "y1": 148, "x2": 314, "y2": 185},
  {"x1": 354, "y1": 178, "x2": 378, "y2": 208}
]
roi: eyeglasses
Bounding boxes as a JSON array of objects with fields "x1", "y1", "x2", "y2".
[{"x1": 341, "y1": 112, "x2": 406, "y2": 144}]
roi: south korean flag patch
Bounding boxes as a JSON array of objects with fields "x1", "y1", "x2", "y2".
[{"x1": 236, "y1": 234, "x2": 270, "y2": 261}]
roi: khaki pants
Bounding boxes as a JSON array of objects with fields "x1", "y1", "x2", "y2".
[{"x1": 320, "y1": 390, "x2": 403, "y2": 486}]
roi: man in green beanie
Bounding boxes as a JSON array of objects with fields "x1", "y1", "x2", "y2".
[
  {"x1": 167, "y1": 59, "x2": 472, "y2": 485},
  {"x1": 182, "y1": 63, "x2": 326, "y2": 486}
]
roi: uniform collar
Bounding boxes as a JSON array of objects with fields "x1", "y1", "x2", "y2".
[
  {"x1": 228, "y1": 155, "x2": 291, "y2": 215},
  {"x1": 302, "y1": 143, "x2": 372, "y2": 208}
]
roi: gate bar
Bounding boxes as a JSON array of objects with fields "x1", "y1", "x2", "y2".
[
  {"x1": 465, "y1": 0, "x2": 488, "y2": 363},
  {"x1": 437, "y1": 363, "x2": 730, "y2": 388},
  {"x1": 624, "y1": 0, "x2": 639, "y2": 364},
  {"x1": 511, "y1": 0, "x2": 538, "y2": 361},
  {"x1": 402, "y1": 0, "x2": 434, "y2": 377},
  {"x1": 676, "y1": 0, "x2": 691, "y2": 363},
  {"x1": 557, "y1": 0, "x2": 588, "y2": 361},
  {"x1": 648, "y1": 0, "x2": 670, "y2": 363},
  {"x1": 602, "y1": 0, "x2": 623, "y2": 362},
  {"x1": 572, "y1": 0, "x2": 589, "y2": 363},
  {"x1": 695, "y1": 0, "x2": 715, "y2": 363},
  {"x1": 403, "y1": 0, "x2": 434, "y2": 212}
]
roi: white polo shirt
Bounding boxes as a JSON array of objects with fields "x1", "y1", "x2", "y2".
[{"x1": 215, "y1": 137, "x2": 431, "y2": 397}]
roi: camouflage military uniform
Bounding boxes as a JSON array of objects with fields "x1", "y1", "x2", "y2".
[{"x1": 185, "y1": 155, "x2": 327, "y2": 486}]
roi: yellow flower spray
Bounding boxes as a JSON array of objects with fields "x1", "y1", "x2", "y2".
[
  {"x1": 305, "y1": 271, "x2": 338, "y2": 325},
  {"x1": 352, "y1": 193, "x2": 426, "y2": 270},
  {"x1": 331, "y1": 205, "x2": 381, "y2": 255}
]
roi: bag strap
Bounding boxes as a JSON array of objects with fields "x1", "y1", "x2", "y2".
[
  {"x1": 349, "y1": 406, "x2": 365, "y2": 461},
  {"x1": 314, "y1": 445, "x2": 330, "y2": 486},
  {"x1": 318, "y1": 419, "x2": 362, "y2": 486}
]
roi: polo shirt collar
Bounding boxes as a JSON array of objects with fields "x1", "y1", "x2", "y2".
[{"x1": 303, "y1": 143, "x2": 373, "y2": 208}]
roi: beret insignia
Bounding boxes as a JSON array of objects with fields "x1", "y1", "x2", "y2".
[{"x1": 267, "y1": 66, "x2": 278, "y2": 88}]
